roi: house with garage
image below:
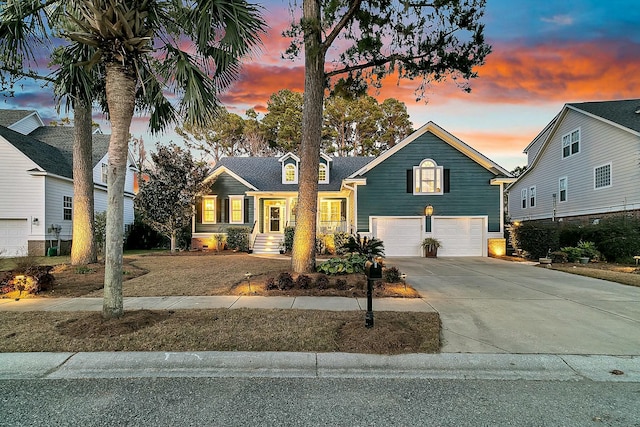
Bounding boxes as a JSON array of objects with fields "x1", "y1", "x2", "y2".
[
  {"x1": 193, "y1": 121, "x2": 513, "y2": 257},
  {"x1": 0, "y1": 109, "x2": 136, "y2": 257},
  {"x1": 507, "y1": 99, "x2": 640, "y2": 224}
]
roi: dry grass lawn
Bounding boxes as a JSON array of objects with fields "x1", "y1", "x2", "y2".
[
  {"x1": 547, "y1": 262, "x2": 640, "y2": 288},
  {"x1": 0, "y1": 309, "x2": 440, "y2": 354}
]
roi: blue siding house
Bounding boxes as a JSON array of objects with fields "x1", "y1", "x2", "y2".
[{"x1": 193, "y1": 122, "x2": 513, "y2": 256}]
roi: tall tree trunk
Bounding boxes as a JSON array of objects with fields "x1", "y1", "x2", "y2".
[
  {"x1": 291, "y1": 0, "x2": 324, "y2": 273},
  {"x1": 103, "y1": 63, "x2": 136, "y2": 319},
  {"x1": 70, "y1": 99, "x2": 97, "y2": 265}
]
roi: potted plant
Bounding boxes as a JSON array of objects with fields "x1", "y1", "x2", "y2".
[
  {"x1": 279, "y1": 241, "x2": 286, "y2": 255},
  {"x1": 421, "y1": 237, "x2": 441, "y2": 258}
]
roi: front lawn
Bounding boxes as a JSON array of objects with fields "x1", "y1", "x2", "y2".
[{"x1": 546, "y1": 262, "x2": 640, "y2": 288}]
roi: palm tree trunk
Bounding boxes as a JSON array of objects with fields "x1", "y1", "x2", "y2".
[
  {"x1": 70, "y1": 99, "x2": 97, "y2": 265},
  {"x1": 291, "y1": 0, "x2": 324, "y2": 273},
  {"x1": 103, "y1": 62, "x2": 136, "y2": 319}
]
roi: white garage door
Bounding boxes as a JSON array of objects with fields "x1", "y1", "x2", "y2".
[
  {"x1": 433, "y1": 217, "x2": 484, "y2": 256},
  {"x1": 372, "y1": 217, "x2": 422, "y2": 257},
  {"x1": 0, "y1": 219, "x2": 29, "y2": 257}
]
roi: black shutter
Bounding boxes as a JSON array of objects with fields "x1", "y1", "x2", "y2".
[
  {"x1": 216, "y1": 198, "x2": 222, "y2": 223},
  {"x1": 443, "y1": 169, "x2": 450, "y2": 193},
  {"x1": 244, "y1": 198, "x2": 250, "y2": 224},
  {"x1": 406, "y1": 169, "x2": 413, "y2": 193},
  {"x1": 224, "y1": 198, "x2": 229, "y2": 223}
]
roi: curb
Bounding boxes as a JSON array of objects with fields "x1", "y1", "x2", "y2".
[{"x1": 1, "y1": 352, "x2": 638, "y2": 382}]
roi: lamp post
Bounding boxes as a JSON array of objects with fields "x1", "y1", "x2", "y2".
[
  {"x1": 424, "y1": 204, "x2": 434, "y2": 217},
  {"x1": 244, "y1": 272, "x2": 253, "y2": 293},
  {"x1": 401, "y1": 273, "x2": 407, "y2": 291}
]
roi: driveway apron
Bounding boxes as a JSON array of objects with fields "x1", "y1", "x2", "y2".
[{"x1": 391, "y1": 257, "x2": 640, "y2": 355}]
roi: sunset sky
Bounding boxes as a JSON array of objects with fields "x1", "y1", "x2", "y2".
[{"x1": 2, "y1": 0, "x2": 639, "y2": 171}]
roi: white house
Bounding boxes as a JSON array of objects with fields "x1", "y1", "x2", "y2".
[
  {"x1": 0, "y1": 109, "x2": 136, "y2": 257},
  {"x1": 507, "y1": 99, "x2": 640, "y2": 223}
]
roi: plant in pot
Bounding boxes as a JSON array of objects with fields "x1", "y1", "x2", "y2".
[{"x1": 421, "y1": 237, "x2": 441, "y2": 258}]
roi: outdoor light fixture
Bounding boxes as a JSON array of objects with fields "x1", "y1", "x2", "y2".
[
  {"x1": 32, "y1": 218, "x2": 39, "y2": 225},
  {"x1": 244, "y1": 272, "x2": 253, "y2": 293},
  {"x1": 424, "y1": 204, "x2": 434, "y2": 216},
  {"x1": 400, "y1": 273, "x2": 407, "y2": 291}
]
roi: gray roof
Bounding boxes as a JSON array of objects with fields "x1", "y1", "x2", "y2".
[
  {"x1": 29, "y1": 126, "x2": 110, "y2": 168},
  {"x1": 0, "y1": 125, "x2": 72, "y2": 178},
  {"x1": 569, "y1": 99, "x2": 640, "y2": 133},
  {"x1": 214, "y1": 156, "x2": 374, "y2": 191},
  {"x1": 0, "y1": 109, "x2": 36, "y2": 128}
]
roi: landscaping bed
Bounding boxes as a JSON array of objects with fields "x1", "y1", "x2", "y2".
[{"x1": 545, "y1": 262, "x2": 640, "y2": 288}]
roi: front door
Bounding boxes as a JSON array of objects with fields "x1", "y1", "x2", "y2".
[{"x1": 268, "y1": 206, "x2": 282, "y2": 232}]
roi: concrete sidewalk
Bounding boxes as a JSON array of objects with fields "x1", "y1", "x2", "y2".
[{"x1": 0, "y1": 295, "x2": 436, "y2": 312}]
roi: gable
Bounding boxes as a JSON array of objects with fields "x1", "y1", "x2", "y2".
[{"x1": 0, "y1": 109, "x2": 44, "y2": 134}]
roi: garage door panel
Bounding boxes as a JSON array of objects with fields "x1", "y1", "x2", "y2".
[
  {"x1": 0, "y1": 219, "x2": 29, "y2": 257},
  {"x1": 373, "y1": 217, "x2": 422, "y2": 257},
  {"x1": 433, "y1": 217, "x2": 484, "y2": 257}
]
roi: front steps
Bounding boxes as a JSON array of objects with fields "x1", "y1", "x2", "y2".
[{"x1": 252, "y1": 233, "x2": 284, "y2": 255}]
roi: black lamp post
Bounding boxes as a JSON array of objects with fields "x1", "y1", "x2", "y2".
[{"x1": 364, "y1": 257, "x2": 382, "y2": 328}]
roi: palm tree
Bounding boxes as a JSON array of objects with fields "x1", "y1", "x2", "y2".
[{"x1": 1, "y1": 0, "x2": 265, "y2": 318}]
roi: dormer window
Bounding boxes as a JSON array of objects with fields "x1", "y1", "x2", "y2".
[
  {"x1": 279, "y1": 152, "x2": 300, "y2": 184},
  {"x1": 318, "y1": 163, "x2": 328, "y2": 183},
  {"x1": 284, "y1": 164, "x2": 297, "y2": 183}
]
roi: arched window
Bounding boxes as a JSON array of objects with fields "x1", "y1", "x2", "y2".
[
  {"x1": 318, "y1": 163, "x2": 328, "y2": 183},
  {"x1": 284, "y1": 163, "x2": 297, "y2": 183},
  {"x1": 414, "y1": 159, "x2": 443, "y2": 194}
]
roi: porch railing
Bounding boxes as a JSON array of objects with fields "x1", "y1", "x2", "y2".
[{"x1": 318, "y1": 220, "x2": 347, "y2": 234}]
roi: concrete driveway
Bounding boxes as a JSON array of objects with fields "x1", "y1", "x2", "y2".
[{"x1": 391, "y1": 257, "x2": 640, "y2": 355}]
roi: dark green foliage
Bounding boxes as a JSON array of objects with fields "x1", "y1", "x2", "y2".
[
  {"x1": 315, "y1": 275, "x2": 330, "y2": 290},
  {"x1": 316, "y1": 253, "x2": 368, "y2": 275},
  {"x1": 335, "y1": 278, "x2": 347, "y2": 290},
  {"x1": 558, "y1": 224, "x2": 584, "y2": 247},
  {"x1": 124, "y1": 215, "x2": 168, "y2": 250},
  {"x1": 560, "y1": 246, "x2": 583, "y2": 263},
  {"x1": 584, "y1": 216, "x2": 640, "y2": 262},
  {"x1": 265, "y1": 277, "x2": 277, "y2": 290},
  {"x1": 295, "y1": 274, "x2": 312, "y2": 289},
  {"x1": 341, "y1": 233, "x2": 385, "y2": 259},
  {"x1": 283, "y1": 226, "x2": 295, "y2": 253},
  {"x1": 226, "y1": 226, "x2": 251, "y2": 252},
  {"x1": 333, "y1": 232, "x2": 350, "y2": 255},
  {"x1": 383, "y1": 266, "x2": 402, "y2": 283},
  {"x1": 277, "y1": 272, "x2": 294, "y2": 290},
  {"x1": 513, "y1": 222, "x2": 559, "y2": 259}
]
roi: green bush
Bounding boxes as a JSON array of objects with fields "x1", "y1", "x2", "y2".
[
  {"x1": 585, "y1": 216, "x2": 640, "y2": 262},
  {"x1": 124, "y1": 214, "x2": 167, "y2": 250},
  {"x1": 283, "y1": 226, "x2": 295, "y2": 253},
  {"x1": 333, "y1": 232, "x2": 350, "y2": 255},
  {"x1": 316, "y1": 253, "x2": 368, "y2": 275},
  {"x1": 577, "y1": 240, "x2": 599, "y2": 260},
  {"x1": 558, "y1": 224, "x2": 584, "y2": 248},
  {"x1": 341, "y1": 233, "x2": 385, "y2": 258},
  {"x1": 383, "y1": 266, "x2": 402, "y2": 283},
  {"x1": 560, "y1": 246, "x2": 583, "y2": 262},
  {"x1": 226, "y1": 227, "x2": 251, "y2": 252},
  {"x1": 513, "y1": 221, "x2": 559, "y2": 259}
]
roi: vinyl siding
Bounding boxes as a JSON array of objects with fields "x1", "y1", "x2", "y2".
[
  {"x1": 9, "y1": 115, "x2": 42, "y2": 135},
  {"x1": 44, "y1": 177, "x2": 74, "y2": 240},
  {"x1": 357, "y1": 131, "x2": 502, "y2": 232},
  {"x1": 0, "y1": 139, "x2": 47, "y2": 241},
  {"x1": 509, "y1": 109, "x2": 640, "y2": 221},
  {"x1": 195, "y1": 172, "x2": 254, "y2": 233}
]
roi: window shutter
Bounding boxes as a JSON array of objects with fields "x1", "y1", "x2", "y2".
[
  {"x1": 216, "y1": 199, "x2": 222, "y2": 223},
  {"x1": 224, "y1": 198, "x2": 230, "y2": 223},
  {"x1": 444, "y1": 169, "x2": 450, "y2": 193},
  {"x1": 406, "y1": 169, "x2": 413, "y2": 193},
  {"x1": 244, "y1": 198, "x2": 250, "y2": 224}
]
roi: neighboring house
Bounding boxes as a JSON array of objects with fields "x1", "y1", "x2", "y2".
[
  {"x1": 507, "y1": 99, "x2": 640, "y2": 224},
  {"x1": 0, "y1": 109, "x2": 136, "y2": 257},
  {"x1": 193, "y1": 122, "x2": 513, "y2": 257}
]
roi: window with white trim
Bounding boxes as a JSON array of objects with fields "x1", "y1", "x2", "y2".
[
  {"x1": 559, "y1": 177, "x2": 567, "y2": 202},
  {"x1": 413, "y1": 159, "x2": 443, "y2": 194},
  {"x1": 202, "y1": 196, "x2": 217, "y2": 223},
  {"x1": 101, "y1": 163, "x2": 108, "y2": 184},
  {"x1": 529, "y1": 186, "x2": 536, "y2": 208},
  {"x1": 63, "y1": 196, "x2": 73, "y2": 220},
  {"x1": 283, "y1": 163, "x2": 297, "y2": 184},
  {"x1": 318, "y1": 163, "x2": 328, "y2": 183},
  {"x1": 594, "y1": 163, "x2": 611, "y2": 189},
  {"x1": 521, "y1": 188, "x2": 527, "y2": 209},
  {"x1": 562, "y1": 129, "x2": 580, "y2": 158},
  {"x1": 229, "y1": 196, "x2": 244, "y2": 224}
]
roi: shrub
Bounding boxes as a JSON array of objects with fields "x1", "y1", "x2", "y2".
[
  {"x1": 295, "y1": 274, "x2": 312, "y2": 289},
  {"x1": 585, "y1": 216, "x2": 640, "y2": 262},
  {"x1": 124, "y1": 214, "x2": 167, "y2": 250},
  {"x1": 315, "y1": 275, "x2": 330, "y2": 289},
  {"x1": 316, "y1": 253, "x2": 368, "y2": 275},
  {"x1": 226, "y1": 227, "x2": 251, "y2": 252},
  {"x1": 383, "y1": 266, "x2": 402, "y2": 283},
  {"x1": 341, "y1": 233, "x2": 385, "y2": 258},
  {"x1": 0, "y1": 266, "x2": 55, "y2": 295},
  {"x1": 265, "y1": 277, "x2": 277, "y2": 290},
  {"x1": 560, "y1": 246, "x2": 583, "y2": 262},
  {"x1": 335, "y1": 278, "x2": 347, "y2": 290},
  {"x1": 550, "y1": 251, "x2": 568, "y2": 263},
  {"x1": 513, "y1": 221, "x2": 559, "y2": 259},
  {"x1": 315, "y1": 236, "x2": 326, "y2": 254},
  {"x1": 283, "y1": 226, "x2": 295, "y2": 253},
  {"x1": 577, "y1": 240, "x2": 600, "y2": 260},
  {"x1": 558, "y1": 224, "x2": 584, "y2": 247},
  {"x1": 277, "y1": 272, "x2": 294, "y2": 290},
  {"x1": 333, "y1": 232, "x2": 350, "y2": 255}
]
